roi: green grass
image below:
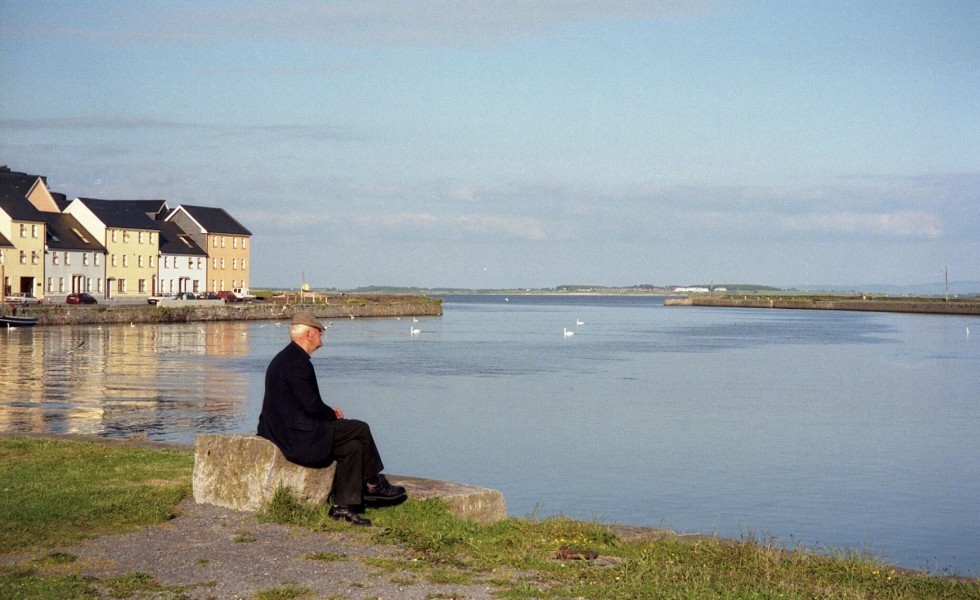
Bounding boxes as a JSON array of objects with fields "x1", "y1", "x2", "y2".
[
  {"x1": 3, "y1": 436, "x2": 979, "y2": 599},
  {"x1": 261, "y1": 483, "x2": 980, "y2": 599},
  {"x1": 0, "y1": 436, "x2": 192, "y2": 553}
]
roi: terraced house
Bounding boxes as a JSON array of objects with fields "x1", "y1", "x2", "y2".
[
  {"x1": 0, "y1": 166, "x2": 58, "y2": 298},
  {"x1": 166, "y1": 205, "x2": 252, "y2": 294},
  {"x1": 65, "y1": 198, "x2": 162, "y2": 299}
]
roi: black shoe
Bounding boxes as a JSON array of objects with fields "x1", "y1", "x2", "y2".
[
  {"x1": 363, "y1": 476, "x2": 407, "y2": 504},
  {"x1": 328, "y1": 505, "x2": 371, "y2": 526}
]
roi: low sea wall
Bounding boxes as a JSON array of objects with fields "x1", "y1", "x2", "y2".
[
  {"x1": 16, "y1": 295, "x2": 443, "y2": 326},
  {"x1": 666, "y1": 295, "x2": 980, "y2": 315}
]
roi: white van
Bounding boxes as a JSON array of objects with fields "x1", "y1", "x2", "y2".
[{"x1": 232, "y1": 287, "x2": 256, "y2": 301}]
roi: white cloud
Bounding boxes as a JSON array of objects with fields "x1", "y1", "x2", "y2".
[
  {"x1": 777, "y1": 210, "x2": 943, "y2": 238},
  {"x1": 357, "y1": 212, "x2": 548, "y2": 241}
]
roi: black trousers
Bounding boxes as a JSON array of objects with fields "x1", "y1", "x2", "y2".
[{"x1": 330, "y1": 419, "x2": 384, "y2": 506}]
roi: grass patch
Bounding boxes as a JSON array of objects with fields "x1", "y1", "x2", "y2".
[
  {"x1": 253, "y1": 584, "x2": 313, "y2": 599},
  {"x1": 0, "y1": 436, "x2": 193, "y2": 553}
]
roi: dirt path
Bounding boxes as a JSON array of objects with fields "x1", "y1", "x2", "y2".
[{"x1": 4, "y1": 498, "x2": 499, "y2": 599}]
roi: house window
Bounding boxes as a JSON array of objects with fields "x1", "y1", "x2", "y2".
[
  {"x1": 123, "y1": 231, "x2": 130, "y2": 242},
  {"x1": 242, "y1": 258, "x2": 247, "y2": 270},
  {"x1": 32, "y1": 224, "x2": 39, "y2": 238},
  {"x1": 139, "y1": 231, "x2": 145, "y2": 244},
  {"x1": 118, "y1": 279, "x2": 126, "y2": 293},
  {"x1": 232, "y1": 258, "x2": 238, "y2": 270},
  {"x1": 83, "y1": 253, "x2": 89, "y2": 266},
  {"x1": 220, "y1": 258, "x2": 225, "y2": 269},
  {"x1": 96, "y1": 279, "x2": 102, "y2": 293},
  {"x1": 233, "y1": 237, "x2": 238, "y2": 249},
  {"x1": 212, "y1": 257, "x2": 217, "y2": 269},
  {"x1": 47, "y1": 277, "x2": 53, "y2": 292},
  {"x1": 220, "y1": 236, "x2": 225, "y2": 248},
  {"x1": 197, "y1": 257, "x2": 202, "y2": 269},
  {"x1": 58, "y1": 278, "x2": 65, "y2": 293},
  {"x1": 138, "y1": 255, "x2": 143, "y2": 268},
  {"x1": 188, "y1": 257, "x2": 193, "y2": 269},
  {"x1": 212, "y1": 237, "x2": 217, "y2": 248},
  {"x1": 95, "y1": 254, "x2": 101, "y2": 266},
  {"x1": 139, "y1": 279, "x2": 147, "y2": 293},
  {"x1": 53, "y1": 253, "x2": 59, "y2": 265},
  {"x1": 111, "y1": 254, "x2": 117, "y2": 267},
  {"x1": 20, "y1": 224, "x2": 27, "y2": 237},
  {"x1": 20, "y1": 251, "x2": 26, "y2": 264},
  {"x1": 149, "y1": 233, "x2": 154, "y2": 244},
  {"x1": 149, "y1": 256, "x2": 154, "y2": 268},
  {"x1": 111, "y1": 230, "x2": 118, "y2": 243},
  {"x1": 242, "y1": 238, "x2": 247, "y2": 249},
  {"x1": 122, "y1": 255, "x2": 128, "y2": 267},
  {"x1": 31, "y1": 251, "x2": 39, "y2": 265},
  {"x1": 64, "y1": 252, "x2": 70, "y2": 266}
]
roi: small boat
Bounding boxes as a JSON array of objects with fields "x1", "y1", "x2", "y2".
[{"x1": 1, "y1": 315, "x2": 38, "y2": 327}]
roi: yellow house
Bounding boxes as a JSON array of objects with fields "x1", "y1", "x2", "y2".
[
  {"x1": 166, "y1": 205, "x2": 252, "y2": 293},
  {"x1": 0, "y1": 166, "x2": 57, "y2": 298},
  {"x1": 65, "y1": 198, "x2": 161, "y2": 299}
]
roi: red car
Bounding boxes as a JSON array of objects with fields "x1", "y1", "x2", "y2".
[
  {"x1": 217, "y1": 291, "x2": 238, "y2": 302},
  {"x1": 66, "y1": 293, "x2": 98, "y2": 305}
]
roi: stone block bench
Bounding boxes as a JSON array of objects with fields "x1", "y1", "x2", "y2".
[{"x1": 192, "y1": 434, "x2": 507, "y2": 524}]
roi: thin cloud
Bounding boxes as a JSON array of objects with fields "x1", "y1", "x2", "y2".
[
  {"x1": 777, "y1": 211, "x2": 943, "y2": 239},
  {"x1": 2, "y1": 1, "x2": 725, "y2": 47},
  {"x1": 358, "y1": 212, "x2": 548, "y2": 241},
  {"x1": 0, "y1": 116, "x2": 191, "y2": 130}
]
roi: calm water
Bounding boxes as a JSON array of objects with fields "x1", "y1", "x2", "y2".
[{"x1": 2, "y1": 295, "x2": 978, "y2": 575}]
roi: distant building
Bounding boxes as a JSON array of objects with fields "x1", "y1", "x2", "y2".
[
  {"x1": 66, "y1": 198, "x2": 162, "y2": 299},
  {"x1": 166, "y1": 205, "x2": 252, "y2": 293},
  {"x1": 42, "y1": 212, "x2": 107, "y2": 300},
  {"x1": 157, "y1": 220, "x2": 207, "y2": 295}
]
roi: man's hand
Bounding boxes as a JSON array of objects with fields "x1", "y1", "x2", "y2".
[{"x1": 333, "y1": 407, "x2": 345, "y2": 419}]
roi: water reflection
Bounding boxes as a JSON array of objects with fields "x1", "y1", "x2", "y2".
[{"x1": 1, "y1": 322, "x2": 252, "y2": 440}]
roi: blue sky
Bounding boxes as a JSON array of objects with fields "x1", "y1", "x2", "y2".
[{"x1": 2, "y1": 1, "x2": 978, "y2": 290}]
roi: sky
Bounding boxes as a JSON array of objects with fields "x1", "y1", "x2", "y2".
[{"x1": 1, "y1": 1, "x2": 978, "y2": 290}]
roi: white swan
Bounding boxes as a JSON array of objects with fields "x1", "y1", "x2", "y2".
[
  {"x1": 410, "y1": 326, "x2": 421, "y2": 335},
  {"x1": 563, "y1": 327, "x2": 575, "y2": 337},
  {"x1": 576, "y1": 319, "x2": 584, "y2": 325}
]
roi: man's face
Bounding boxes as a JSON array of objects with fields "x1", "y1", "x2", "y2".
[{"x1": 309, "y1": 327, "x2": 324, "y2": 351}]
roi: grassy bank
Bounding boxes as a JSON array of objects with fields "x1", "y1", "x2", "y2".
[{"x1": 1, "y1": 436, "x2": 977, "y2": 599}]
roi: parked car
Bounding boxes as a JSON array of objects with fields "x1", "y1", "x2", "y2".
[
  {"x1": 175, "y1": 292, "x2": 197, "y2": 300},
  {"x1": 203, "y1": 292, "x2": 220, "y2": 300},
  {"x1": 147, "y1": 294, "x2": 174, "y2": 305},
  {"x1": 5, "y1": 292, "x2": 42, "y2": 305},
  {"x1": 66, "y1": 293, "x2": 98, "y2": 305},
  {"x1": 217, "y1": 291, "x2": 238, "y2": 302}
]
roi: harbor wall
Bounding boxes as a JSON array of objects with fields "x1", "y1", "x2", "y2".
[
  {"x1": 665, "y1": 295, "x2": 980, "y2": 315},
  {"x1": 15, "y1": 296, "x2": 443, "y2": 326}
]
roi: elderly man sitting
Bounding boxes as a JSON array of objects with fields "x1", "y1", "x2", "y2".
[{"x1": 257, "y1": 311, "x2": 406, "y2": 525}]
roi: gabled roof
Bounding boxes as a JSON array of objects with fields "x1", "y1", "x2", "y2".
[
  {"x1": 43, "y1": 212, "x2": 107, "y2": 252},
  {"x1": 0, "y1": 231, "x2": 13, "y2": 248},
  {"x1": 124, "y1": 199, "x2": 170, "y2": 220},
  {"x1": 74, "y1": 198, "x2": 163, "y2": 230},
  {"x1": 0, "y1": 168, "x2": 47, "y2": 221},
  {"x1": 168, "y1": 204, "x2": 252, "y2": 236},
  {"x1": 157, "y1": 220, "x2": 207, "y2": 256}
]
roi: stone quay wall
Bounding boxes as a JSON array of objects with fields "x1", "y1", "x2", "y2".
[
  {"x1": 18, "y1": 295, "x2": 443, "y2": 327},
  {"x1": 666, "y1": 295, "x2": 980, "y2": 315}
]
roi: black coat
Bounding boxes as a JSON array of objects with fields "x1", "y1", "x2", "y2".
[{"x1": 256, "y1": 341, "x2": 337, "y2": 467}]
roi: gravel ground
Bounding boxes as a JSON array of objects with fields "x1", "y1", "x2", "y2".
[{"x1": 4, "y1": 498, "x2": 501, "y2": 599}]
